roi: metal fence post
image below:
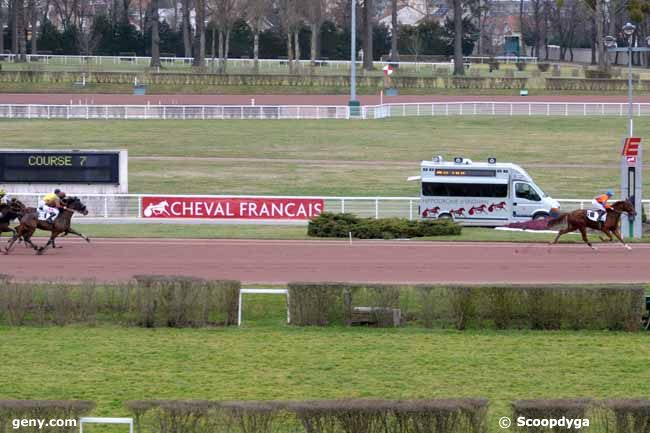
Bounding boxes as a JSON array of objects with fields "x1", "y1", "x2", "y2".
[
  {"x1": 104, "y1": 196, "x2": 108, "y2": 218},
  {"x1": 375, "y1": 199, "x2": 379, "y2": 219},
  {"x1": 341, "y1": 199, "x2": 345, "y2": 213},
  {"x1": 409, "y1": 200, "x2": 413, "y2": 220}
]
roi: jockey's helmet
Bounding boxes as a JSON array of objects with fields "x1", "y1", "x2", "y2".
[
  {"x1": 606, "y1": 189, "x2": 614, "y2": 197},
  {"x1": 0, "y1": 189, "x2": 5, "y2": 197}
]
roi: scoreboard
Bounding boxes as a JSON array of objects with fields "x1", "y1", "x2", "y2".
[{"x1": 0, "y1": 151, "x2": 121, "y2": 184}]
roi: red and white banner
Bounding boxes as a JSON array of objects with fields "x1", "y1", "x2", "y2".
[{"x1": 141, "y1": 196, "x2": 324, "y2": 220}]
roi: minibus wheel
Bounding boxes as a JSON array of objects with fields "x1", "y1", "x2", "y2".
[{"x1": 532, "y1": 212, "x2": 549, "y2": 220}]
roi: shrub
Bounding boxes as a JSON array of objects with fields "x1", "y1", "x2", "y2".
[
  {"x1": 512, "y1": 399, "x2": 590, "y2": 433},
  {"x1": 488, "y1": 61, "x2": 499, "y2": 72},
  {"x1": 287, "y1": 282, "x2": 344, "y2": 326},
  {"x1": 602, "y1": 399, "x2": 650, "y2": 433},
  {"x1": 537, "y1": 63, "x2": 550, "y2": 72},
  {"x1": 584, "y1": 69, "x2": 612, "y2": 79},
  {"x1": 515, "y1": 62, "x2": 527, "y2": 71},
  {"x1": 308, "y1": 213, "x2": 461, "y2": 240},
  {"x1": 0, "y1": 401, "x2": 95, "y2": 433},
  {"x1": 307, "y1": 212, "x2": 359, "y2": 238},
  {"x1": 0, "y1": 278, "x2": 240, "y2": 328}
]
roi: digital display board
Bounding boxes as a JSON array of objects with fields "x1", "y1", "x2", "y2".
[
  {"x1": 434, "y1": 169, "x2": 496, "y2": 177},
  {"x1": 0, "y1": 151, "x2": 120, "y2": 184}
]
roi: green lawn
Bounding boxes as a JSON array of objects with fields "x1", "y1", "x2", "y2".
[
  {"x1": 3, "y1": 321, "x2": 650, "y2": 432},
  {"x1": 0, "y1": 117, "x2": 644, "y2": 198}
]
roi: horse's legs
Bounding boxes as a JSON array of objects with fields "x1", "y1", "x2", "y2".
[
  {"x1": 65, "y1": 228, "x2": 90, "y2": 243},
  {"x1": 37, "y1": 233, "x2": 60, "y2": 255},
  {"x1": 611, "y1": 228, "x2": 632, "y2": 250},
  {"x1": 552, "y1": 225, "x2": 574, "y2": 244},
  {"x1": 599, "y1": 228, "x2": 614, "y2": 242},
  {"x1": 579, "y1": 227, "x2": 596, "y2": 250}
]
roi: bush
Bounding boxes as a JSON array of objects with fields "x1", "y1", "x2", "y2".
[
  {"x1": 512, "y1": 399, "x2": 590, "y2": 433},
  {"x1": 287, "y1": 283, "x2": 344, "y2": 326},
  {"x1": 308, "y1": 213, "x2": 461, "y2": 240},
  {"x1": 515, "y1": 62, "x2": 527, "y2": 71},
  {"x1": 125, "y1": 399, "x2": 489, "y2": 433},
  {"x1": 488, "y1": 61, "x2": 499, "y2": 72},
  {"x1": 537, "y1": 63, "x2": 550, "y2": 72},
  {"x1": 0, "y1": 401, "x2": 95, "y2": 433},
  {"x1": 584, "y1": 69, "x2": 612, "y2": 79},
  {"x1": 0, "y1": 278, "x2": 240, "y2": 328},
  {"x1": 602, "y1": 400, "x2": 650, "y2": 433}
]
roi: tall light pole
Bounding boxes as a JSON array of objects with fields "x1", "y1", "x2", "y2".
[
  {"x1": 349, "y1": 0, "x2": 360, "y2": 117},
  {"x1": 604, "y1": 23, "x2": 650, "y2": 238}
]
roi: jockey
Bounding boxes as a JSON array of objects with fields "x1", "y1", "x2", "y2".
[
  {"x1": 592, "y1": 189, "x2": 614, "y2": 220},
  {"x1": 0, "y1": 189, "x2": 6, "y2": 205},
  {"x1": 39, "y1": 190, "x2": 65, "y2": 223}
]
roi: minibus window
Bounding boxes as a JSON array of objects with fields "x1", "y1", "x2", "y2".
[
  {"x1": 422, "y1": 182, "x2": 508, "y2": 197},
  {"x1": 515, "y1": 183, "x2": 541, "y2": 201}
]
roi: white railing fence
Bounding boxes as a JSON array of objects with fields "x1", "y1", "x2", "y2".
[
  {"x1": 0, "y1": 54, "x2": 538, "y2": 70},
  {"x1": 6, "y1": 193, "x2": 647, "y2": 223},
  {"x1": 2, "y1": 102, "x2": 650, "y2": 120}
]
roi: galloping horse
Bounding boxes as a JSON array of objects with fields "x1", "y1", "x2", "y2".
[
  {"x1": 0, "y1": 198, "x2": 26, "y2": 240},
  {"x1": 548, "y1": 199, "x2": 636, "y2": 250},
  {"x1": 5, "y1": 196, "x2": 90, "y2": 255}
]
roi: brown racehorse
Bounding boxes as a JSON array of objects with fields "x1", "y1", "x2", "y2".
[
  {"x1": 0, "y1": 198, "x2": 25, "y2": 240},
  {"x1": 548, "y1": 199, "x2": 636, "y2": 250},
  {"x1": 5, "y1": 196, "x2": 90, "y2": 255}
]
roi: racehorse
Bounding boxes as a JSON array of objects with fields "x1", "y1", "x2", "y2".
[
  {"x1": 547, "y1": 199, "x2": 636, "y2": 250},
  {"x1": 0, "y1": 199, "x2": 25, "y2": 240},
  {"x1": 5, "y1": 196, "x2": 90, "y2": 255}
]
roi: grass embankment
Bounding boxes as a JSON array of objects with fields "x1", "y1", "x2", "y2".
[
  {"x1": 2, "y1": 305, "x2": 650, "y2": 433},
  {"x1": 0, "y1": 117, "x2": 645, "y2": 198}
]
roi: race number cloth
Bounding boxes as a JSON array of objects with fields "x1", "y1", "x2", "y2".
[
  {"x1": 141, "y1": 196, "x2": 324, "y2": 220},
  {"x1": 38, "y1": 205, "x2": 58, "y2": 221}
]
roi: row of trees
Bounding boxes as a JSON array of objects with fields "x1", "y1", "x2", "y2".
[{"x1": 1, "y1": 0, "x2": 649, "y2": 72}]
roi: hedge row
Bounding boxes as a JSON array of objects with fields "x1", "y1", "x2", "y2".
[
  {"x1": 4, "y1": 399, "x2": 650, "y2": 433},
  {"x1": 124, "y1": 399, "x2": 488, "y2": 433},
  {"x1": 546, "y1": 77, "x2": 650, "y2": 92},
  {"x1": 0, "y1": 275, "x2": 240, "y2": 327},
  {"x1": 0, "y1": 70, "x2": 529, "y2": 89},
  {"x1": 308, "y1": 212, "x2": 461, "y2": 239},
  {"x1": 287, "y1": 283, "x2": 645, "y2": 331},
  {"x1": 0, "y1": 401, "x2": 95, "y2": 433}
]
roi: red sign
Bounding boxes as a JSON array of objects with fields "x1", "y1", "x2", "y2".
[
  {"x1": 622, "y1": 137, "x2": 641, "y2": 157},
  {"x1": 141, "y1": 196, "x2": 324, "y2": 220}
]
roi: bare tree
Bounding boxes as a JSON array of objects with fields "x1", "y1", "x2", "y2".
[
  {"x1": 150, "y1": 0, "x2": 161, "y2": 67},
  {"x1": 14, "y1": 0, "x2": 27, "y2": 60},
  {"x1": 208, "y1": 0, "x2": 238, "y2": 72},
  {"x1": 452, "y1": 0, "x2": 463, "y2": 75},
  {"x1": 361, "y1": 0, "x2": 373, "y2": 70},
  {"x1": 304, "y1": 0, "x2": 326, "y2": 65},
  {"x1": 28, "y1": 0, "x2": 37, "y2": 53},
  {"x1": 0, "y1": 0, "x2": 5, "y2": 54},
  {"x1": 192, "y1": 0, "x2": 205, "y2": 67},
  {"x1": 390, "y1": 0, "x2": 398, "y2": 62},
  {"x1": 279, "y1": 0, "x2": 299, "y2": 72},
  {"x1": 52, "y1": 0, "x2": 74, "y2": 30},
  {"x1": 182, "y1": 0, "x2": 191, "y2": 57},
  {"x1": 245, "y1": 0, "x2": 267, "y2": 72}
]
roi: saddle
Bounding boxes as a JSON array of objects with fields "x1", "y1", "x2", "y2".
[{"x1": 586, "y1": 210, "x2": 606, "y2": 223}]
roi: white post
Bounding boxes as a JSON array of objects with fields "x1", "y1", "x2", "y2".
[
  {"x1": 237, "y1": 291, "x2": 243, "y2": 326},
  {"x1": 375, "y1": 198, "x2": 379, "y2": 219},
  {"x1": 341, "y1": 199, "x2": 345, "y2": 213}
]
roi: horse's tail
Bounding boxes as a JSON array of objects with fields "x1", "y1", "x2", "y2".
[{"x1": 547, "y1": 213, "x2": 568, "y2": 227}]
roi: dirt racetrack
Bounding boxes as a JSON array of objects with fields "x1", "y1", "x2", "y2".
[{"x1": 2, "y1": 238, "x2": 649, "y2": 284}]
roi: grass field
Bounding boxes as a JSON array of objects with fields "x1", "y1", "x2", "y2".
[
  {"x1": 0, "y1": 117, "x2": 645, "y2": 198},
  {"x1": 3, "y1": 314, "x2": 650, "y2": 432}
]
